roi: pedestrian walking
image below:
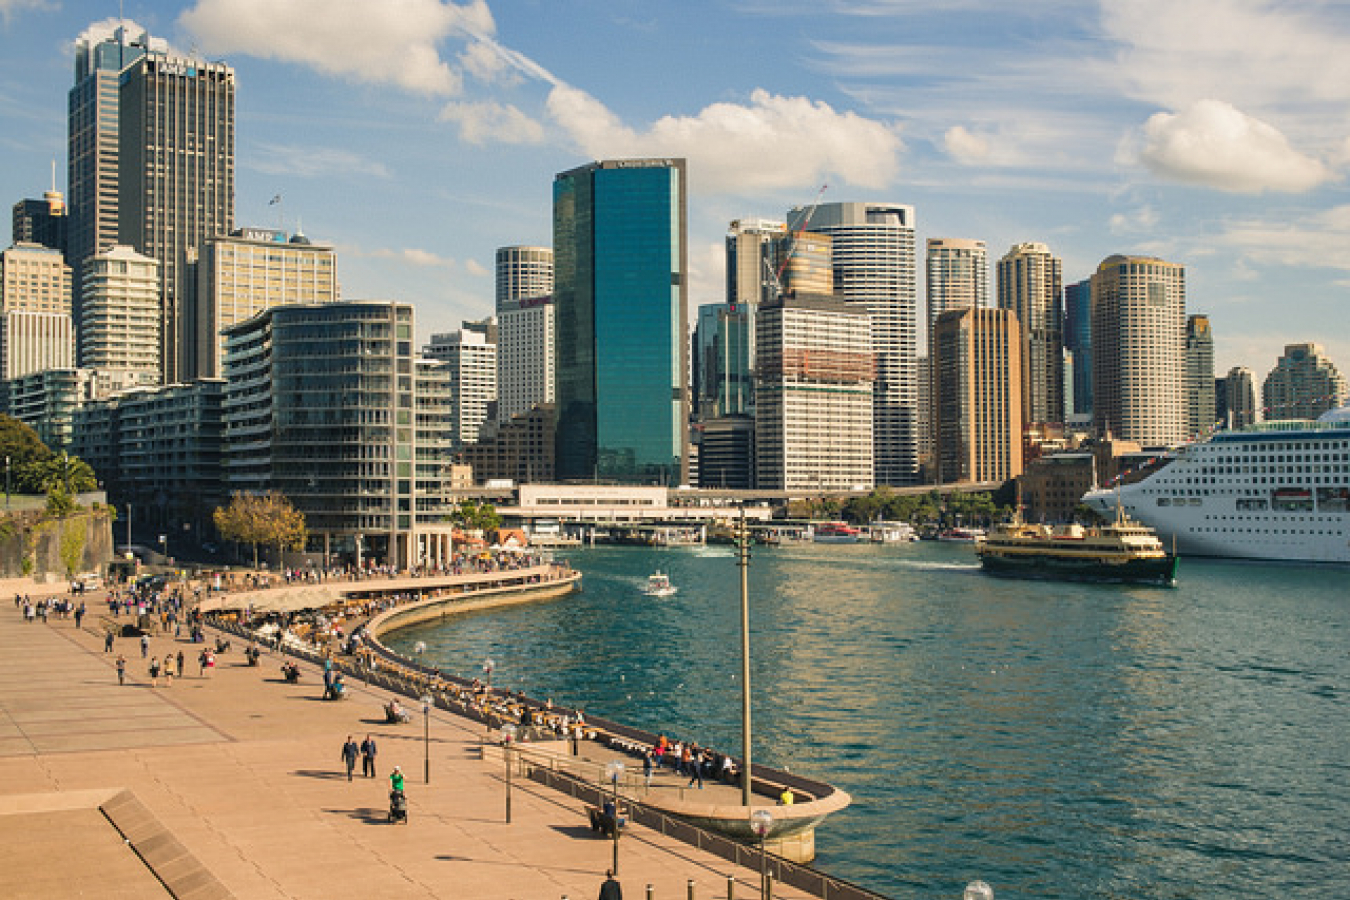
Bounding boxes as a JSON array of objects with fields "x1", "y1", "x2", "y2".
[
  {"x1": 104, "y1": 631, "x2": 115, "y2": 652},
  {"x1": 340, "y1": 735, "x2": 359, "y2": 781},
  {"x1": 198, "y1": 649, "x2": 208, "y2": 677},
  {"x1": 115, "y1": 654, "x2": 126, "y2": 685},
  {"x1": 176, "y1": 651, "x2": 185, "y2": 678},
  {"x1": 687, "y1": 744, "x2": 704, "y2": 789},
  {"x1": 140, "y1": 634, "x2": 149, "y2": 658},
  {"x1": 642, "y1": 750, "x2": 654, "y2": 787},
  {"x1": 148, "y1": 656, "x2": 160, "y2": 688},
  {"x1": 598, "y1": 869, "x2": 623, "y2": 900},
  {"x1": 360, "y1": 734, "x2": 378, "y2": 778}
]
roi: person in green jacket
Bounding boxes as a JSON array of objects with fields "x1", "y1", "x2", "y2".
[{"x1": 389, "y1": 765, "x2": 405, "y2": 793}]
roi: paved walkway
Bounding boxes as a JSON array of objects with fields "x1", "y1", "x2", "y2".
[{"x1": 0, "y1": 588, "x2": 815, "y2": 900}]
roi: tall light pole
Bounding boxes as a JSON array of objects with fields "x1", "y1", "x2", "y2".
[
  {"x1": 4, "y1": 455, "x2": 9, "y2": 510},
  {"x1": 751, "y1": 808, "x2": 773, "y2": 900},
  {"x1": 737, "y1": 506, "x2": 753, "y2": 806},
  {"x1": 501, "y1": 723, "x2": 517, "y2": 823},
  {"x1": 605, "y1": 759, "x2": 625, "y2": 874},
  {"x1": 126, "y1": 502, "x2": 132, "y2": 554},
  {"x1": 420, "y1": 694, "x2": 433, "y2": 784}
]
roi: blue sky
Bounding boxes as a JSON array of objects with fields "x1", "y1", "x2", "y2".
[{"x1": 2, "y1": 0, "x2": 1348, "y2": 385}]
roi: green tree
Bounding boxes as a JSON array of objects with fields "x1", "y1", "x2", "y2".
[
  {"x1": 214, "y1": 492, "x2": 307, "y2": 569},
  {"x1": 453, "y1": 499, "x2": 501, "y2": 534}
]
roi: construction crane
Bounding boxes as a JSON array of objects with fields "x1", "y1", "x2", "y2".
[{"x1": 763, "y1": 183, "x2": 828, "y2": 300}]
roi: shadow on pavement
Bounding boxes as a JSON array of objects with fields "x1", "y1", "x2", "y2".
[
  {"x1": 322, "y1": 807, "x2": 390, "y2": 825},
  {"x1": 290, "y1": 769, "x2": 348, "y2": 780}
]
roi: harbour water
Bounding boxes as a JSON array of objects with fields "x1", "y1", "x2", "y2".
[{"x1": 385, "y1": 542, "x2": 1348, "y2": 899}]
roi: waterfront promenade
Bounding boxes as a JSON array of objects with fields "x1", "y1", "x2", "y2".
[{"x1": 0, "y1": 580, "x2": 820, "y2": 900}]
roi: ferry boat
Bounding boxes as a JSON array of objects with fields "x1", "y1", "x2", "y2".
[
  {"x1": 812, "y1": 522, "x2": 863, "y2": 543},
  {"x1": 1081, "y1": 408, "x2": 1350, "y2": 564},
  {"x1": 976, "y1": 508, "x2": 1178, "y2": 585},
  {"x1": 937, "y1": 527, "x2": 986, "y2": 543},
  {"x1": 642, "y1": 571, "x2": 678, "y2": 597},
  {"x1": 868, "y1": 521, "x2": 919, "y2": 543}
]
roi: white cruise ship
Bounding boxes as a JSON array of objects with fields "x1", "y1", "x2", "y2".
[{"x1": 1081, "y1": 407, "x2": 1350, "y2": 564}]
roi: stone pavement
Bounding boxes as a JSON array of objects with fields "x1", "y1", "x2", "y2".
[{"x1": 0, "y1": 588, "x2": 816, "y2": 900}]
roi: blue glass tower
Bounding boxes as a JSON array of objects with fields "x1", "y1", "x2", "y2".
[
  {"x1": 553, "y1": 159, "x2": 688, "y2": 485},
  {"x1": 1063, "y1": 278, "x2": 1092, "y2": 418}
]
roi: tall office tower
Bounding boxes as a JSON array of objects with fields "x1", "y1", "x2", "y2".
[
  {"x1": 1262, "y1": 343, "x2": 1348, "y2": 420},
  {"x1": 497, "y1": 295, "x2": 554, "y2": 423},
  {"x1": 926, "y1": 238, "x2": 989, "y2": 343},
  {"x1": 223, "y1": 302, "x2": 455, "y2": 569},
  {"x1": 755, "y1": 293, "x2": 873, "y2": 491},
  {"x1": 726, "y1": 218, "x2": 784, "y2": 306},
  {"x1": 1224, "y1": 366, "x2": 1259, "y2": 428},
  {"x1": 792, "y1": 201, "x2": 919, "y2": 485},
  {"x1": 0, "y1": 243, "x2": 73, "y2": 379},
  {"x1": 13, "y1": 188, "x2": 67, "y2": 253},
  {"x1": 553, "y1": 158, "x2": 688, "y2": 485},
  {"x1": 118, "y1": 47, "x2": 235, "y2": 384},
  {"x1": 693, "y1": 302, "x2": 754, "y2": 419},
  {"x1": 423, "y1": 328, "x2": 497, "y2": 451},
  {"x1": 1185, "y1": 315, "x2": 1216, "y2": 436},
  {"x1": 190, "y1": 228, "x2": 337, "y2": 380},
  {"x1": 1090, "y1": 255, "x2": 1187, "y2": 445},
  {"x1": 774, "y1": 230, "x2": 833, "y2": 297},
  {"x1": 1063, "y1": 278, "x2": 1092, "y2": 420},
  {"x1": 80, "y1": 244, "x2": 161, "y2": 394},
  {"x1": 932, "y1": 307, "x2": 1023, "y2": 484},
  {"x1": 997, "y1": 242, "x2": 1064, "y2": 430},
  {"x1": 495, "y1": 246, "x2": 553, "y2": 310},
  {"x1": 68, "y1": 22, "x2": 157, "y2": 360}
]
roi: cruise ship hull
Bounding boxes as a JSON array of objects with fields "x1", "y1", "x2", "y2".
[{"x1": 1081, "y1": 413, "x2": 1350, "y2": 564}]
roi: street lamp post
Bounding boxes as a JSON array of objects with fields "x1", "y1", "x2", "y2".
[
  {"x1": 736, "y1": 507, "x2": 754, "y2": 807},
  {"x1": 605, "y1": 759, "x2": 625, "y2": 875},
  {"x1": 4, "y1": 455, "x2": 9, "y2": 510},
  {"x1": 483, "y1": 657, "x2": 495, "y2": 693},
  {"x1": 751, "y1": 808, "x2": 773, "y2": 900},
  {"x1": 420, "y1": 694, "x2": 433, "y2": 784},
  {"x1": 501, "y1": 722, "x2": 517, "y2": 823}
]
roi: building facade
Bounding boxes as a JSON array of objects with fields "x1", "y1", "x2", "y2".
[
  {"x1": 118, "y1": 48, "x2": 235, "y2": 384},
  {"x1": 188, "y1": 228, "x2": 337, "y2": 381},
  {"x1": 793, "y1": 201, "x2": 919, "y2": 486},
  {"x1": 12, "y1": 190, "x2": 67, "y2": 254},
  {"x1": 693, "y1": 302, "x2": 754, "y2": 420},
  {"x1": 1090, "y1": 255, "x2": 1187, "y2": 445},
  {"x1": 926, "y1": 238, "x2": 989, "y2": 343},
  {"x1": 1223, "y1": 366, "x2": 1259, "y2": 428},
  {"x1": 553, "y1": 158, "x2": 688, "y2": 485},
  {"x1": 423, "y1": 328, "x2": 497, "y2": 452},
  {"x1": 997, "y1": 242, "x2": 1064, "y2": 430},
  {"x1": 222, "y1": 302, "x2": 455, "y2": 569},
  {"x1": 0, "y1": 243, "x2": 73, "y2": 380},
  {"x1": 1262, "y1": 343, "x2": 1348, "y2": 420},
  {"x1": 3, "y1": 368, "x2": 97, "y2": 452},
  {"x1": 932, "y1": 307, "x2": 1023, "y2": 484},
  {"x1": 1185, "y1": 314, "x2": 1216, "y2": 437},
  {"x1": 495, "y1": 245, "x2": 553, "y2": 310},
  {"x1": 461, "y1": 403, "x2": 556, "y2": 485},
  {"x1": 79, "y1": 244, "x2": 160, "y2": 392},
  {"x1": 1063, "y1": 278, "x2": 1092, "y2": 420},
  {"x1": 754, "y1": 292, "x2": 874, "y2": 491},
  {"x1": 497, "y1": 295, "x2": 554, "y2": 424},
  {"x1": 68, "y1": 23, "x2": 156, "y2": 358}
]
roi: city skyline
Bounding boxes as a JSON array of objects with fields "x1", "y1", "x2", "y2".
[{"x1": 2, "y1": 1, "x2": 1349, "y2": 381}]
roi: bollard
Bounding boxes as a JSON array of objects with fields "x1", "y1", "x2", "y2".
[
  {"x1": 727, "y1": 874, "x2": 736, "y2": 899},
  {"x1": 765, "y1": 874, "x2": 773, "y2": 899},
  {"x1": 646, "y1": 885, "x2": 654, "y2": 900},
  {"x1": 688, "y1": 877, "x2": 695, "y2": 899}
]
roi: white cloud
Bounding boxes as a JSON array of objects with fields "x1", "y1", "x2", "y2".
[
  {"x1": 1108, "y1": 204, "x2": 1158, "y2": 235},
  {"x1": 1220, "y1": 204, "x2": 1350, "y2": 270},
  {"x1": 179, "y1": 0, "x2": 496, "y2": 96},
  {"x1": 439, "y1": 101, "x2": 544, "y2": 145},
  {"x1": 0, "y1": 0, "x2": 50, "y2": 22},
  {"x1": 943, "y1": 126, "x2": 990, "y2": 163},
  {"x1": 546, "y1": 86, "x2": 903, "y2": 193},
  {"x1": 247, "y1": 143, "x2": 392, "y2": 180},
  {"x1": 464, "y1": 258, "x2": 489, "y2": 277},
  {"x1": 1128, "y1": 100, "x2": 1331, "y2": 193},
  {"x1": 362, "y1": 247, "x2": 458, "y2": 269}
]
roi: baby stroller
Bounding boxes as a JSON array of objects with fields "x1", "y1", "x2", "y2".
[{"x1": 389, "y1": 789, "x2": 408, "y2": 824}]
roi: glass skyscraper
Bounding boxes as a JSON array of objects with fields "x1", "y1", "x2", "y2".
[{"x1": 553, "y1": 159, "x2": 688, "y2": 486}]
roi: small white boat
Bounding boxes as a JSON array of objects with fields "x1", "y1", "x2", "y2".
[{"x1": 642, "y1": 571, "x2": 678, "y2": 597}]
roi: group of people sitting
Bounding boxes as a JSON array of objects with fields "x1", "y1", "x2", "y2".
[{"x1": 384, "y1": 699, "x2": 412, "y2": 723}]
